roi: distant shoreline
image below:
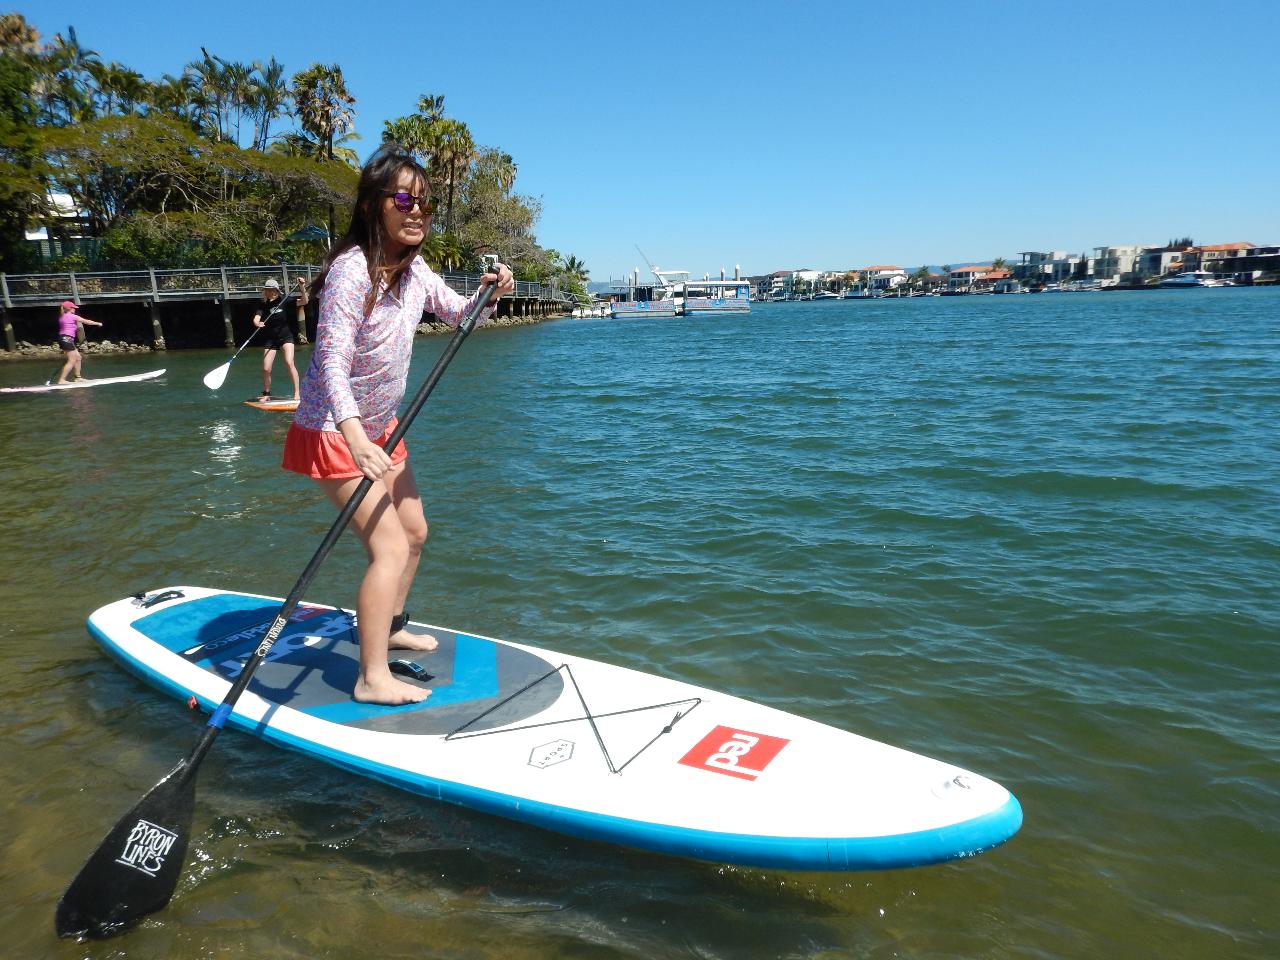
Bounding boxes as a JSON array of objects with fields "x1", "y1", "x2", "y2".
[{"x1": 0, "y1": 312, "x2": 553, "y2": 363}]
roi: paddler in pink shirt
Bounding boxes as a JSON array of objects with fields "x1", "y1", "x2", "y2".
[{"x1": 54, "y1": 301, "x2": 103, "y2": 384}]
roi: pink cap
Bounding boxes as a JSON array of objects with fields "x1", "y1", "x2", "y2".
[{"x1": 62, "y1": 300, "x2": 78, "y2": 311}]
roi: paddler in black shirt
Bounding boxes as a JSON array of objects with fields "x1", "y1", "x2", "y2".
[{"x1": 252, "y1": 277, "x2": 307, "y2": 401}]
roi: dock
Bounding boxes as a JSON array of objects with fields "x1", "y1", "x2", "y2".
[{"x1": 0, "y1": 265, "x2": 572, "y2": 351}]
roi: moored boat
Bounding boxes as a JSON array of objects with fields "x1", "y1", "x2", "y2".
[
  {"x1": 679, "y1": 279, "x2": 752, "y2": 317},
  {"x1": 1158, "y1": 271, "x2": 1227, "y2": 288},
  {"x1": 611, "y1": 298, "x2": 680, "y2": 319}
]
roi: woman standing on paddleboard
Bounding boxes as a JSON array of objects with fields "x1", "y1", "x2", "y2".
[
  {"x1": 282, "y1": 143, "x2": 513, "y2": 706},
  {"x1": 251, "y1": 277, "x2": 307, "y2": 401},
  {"x1": 54, "y1": 301, "x2": 103, "y2": 384}
]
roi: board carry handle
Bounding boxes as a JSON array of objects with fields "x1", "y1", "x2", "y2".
[{"x1": 55, "y1": 271, "x2": 501, "y2": 940}]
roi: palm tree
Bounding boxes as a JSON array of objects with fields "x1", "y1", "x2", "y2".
[
  {"x1": 292, "y1": 63, "x2": 356, "y2": 163},
  {"x1": 221, "y1": 59, "x2": 254, "y2": 145},
  {"x1": 383, "y1": 114, "x2": 434, "y2": 164},
  {"x1": 148, "y1": 72, "x2": 200, "y2": 127},
  {"x1": 188, "y1": 49, "x2": 232, "y2": 140},
  {"x1": 419, "y1": 230, "x2": 466, "y2": 273},
  {"x1": 269, "y1": 131, "x2": 318, "y2": 159},
  {"x1": 488, "y1": 150, "x2": 517, "y2": 194},
  {"x1": 417, "y1": 93, "x2": 446, "y2": 123},
  {"x1": 290, "y1": 64, "x2": 358, "y2": 239},
  {"x1": 89, "y1": 61, "x2": 146, "y2": 116},
  {"x1": 432, "y1": 117, "x2": 475, "y2": 234},
  {"x1": 250, "y1": 57, "x2": 291, "y2": 150},
  {"x1": 385, "y1": 93, "x2": 451, "y2": 183},
  {"x1": 270, "y1": 128, "x2": 360, "y2": 166},
  {"x1": 38, "y1": 26, "x2": 101, "y2": 124},
  {"x1": 327, "y1": 130, "x2": 361, "y2": 167}
]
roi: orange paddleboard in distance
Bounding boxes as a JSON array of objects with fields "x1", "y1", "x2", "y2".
[{"x1": 244, "y1": 397, "x2": 299, "y2": 412}]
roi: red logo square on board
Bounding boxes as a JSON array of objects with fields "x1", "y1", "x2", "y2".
[{"x1": 678, "y1": 725, "x2": 789, "y2": 781}]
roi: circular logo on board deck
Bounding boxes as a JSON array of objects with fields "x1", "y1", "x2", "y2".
[{"x1": 529, "y1": 739, "x2": 575, "y2": 769}]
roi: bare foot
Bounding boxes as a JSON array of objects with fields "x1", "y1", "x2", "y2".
[
  {"x1": 390, "y1": 624, "x2": 439, "y2": 653},
  {"x1": 353, "y1": 673, "x2": 431, "y2": 705}
]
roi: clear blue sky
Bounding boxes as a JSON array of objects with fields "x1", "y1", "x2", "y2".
[{"x1": 19, "y1": 0, "x2": 1280, "y2": 281}]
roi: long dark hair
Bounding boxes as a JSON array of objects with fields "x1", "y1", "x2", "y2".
[{"x1": 311, "y1": 142, "x2": 431, "y2": 316}]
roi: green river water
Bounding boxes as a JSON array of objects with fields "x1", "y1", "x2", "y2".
[{"x1": 1, "y1": 289, "x2": 1276, "y2": 958}]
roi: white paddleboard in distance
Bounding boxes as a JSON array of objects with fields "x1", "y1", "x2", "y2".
[
  {"x1": 0, "y1": 369, "x2": 165, "y2": 394},
  {"x1": 87, "y1": 586, "x2": 1022, "y2": 871}
]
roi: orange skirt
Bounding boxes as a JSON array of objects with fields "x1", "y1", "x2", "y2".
[{"x1": 282, "y1": 419, "x2": 408, "y2": 480}]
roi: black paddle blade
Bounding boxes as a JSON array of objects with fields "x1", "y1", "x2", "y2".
[{"x1": 56, "y1": 759, "x2": 198, "y2": 940}]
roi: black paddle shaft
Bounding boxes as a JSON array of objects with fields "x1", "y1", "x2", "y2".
[{"x1": 56, "y1": 275, "x2": 499, "y2": 940}]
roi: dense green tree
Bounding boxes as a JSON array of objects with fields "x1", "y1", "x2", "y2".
[
  {"x1": 457, "y1": 146, "x2": 543, "y2": 273},
  {"x1": 7, "y1": 21, "x2": 553, "y2": 277},
  {"x1": 0, "y1": 44, "x2": 46, "y2": 269},
  {"x1": 43, "y1": 113, "x2": 354, "y2": 262},
  {"x1": 0, "y1": 12, "x2": 40, "y2": 52}
]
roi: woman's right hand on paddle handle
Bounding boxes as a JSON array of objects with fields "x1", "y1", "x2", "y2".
[
  {"x1": 339, "y1": 419, "x2": 392, "y2": 480},
  {"x1": 351, "y1": 440, "x2": 392, "y2": 480}
]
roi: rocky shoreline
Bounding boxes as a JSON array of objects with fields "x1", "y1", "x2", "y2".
[{"x1": 0, "y1": 310, "x2": 557, "y2": 362}]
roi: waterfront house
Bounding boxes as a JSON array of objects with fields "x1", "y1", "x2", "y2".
[
  {"x1": 25, "y1": 192, "x2": 96, "y2": 267},
  {"x1": 861, "y1": 265, "x2": 908, "y2": 292},
  {"x1": 1136, "y1": 244, "x2": 1193, "y2": 282},
  {"x1": 973, "y1": 269, "x2": 1011, "y2": 292},
  {"x1": 766, "y1": 270, "x2": 793, "y2": 299},
  {"x1": 1211, "y1": 244, "x2": 1280, "y2": 280},
  {"x1": 1181, "y1": 242, "x2": 1255, "y2": 273},
  {"x1": 743, "y1": 275, "x2": 772, "y2": 300},
  {"x1": 947, "y1": 265, "x2": 988, "y2": 293},
  {"x1": 1091, "y1": 245, "x2": 1144, "y2": 285},
  {"x1": 1014, "y1": 251, "x2": 1082, "y2": 286},
  {"x1": 789, "y1": 269, "x2": 823, "y2": 298}
]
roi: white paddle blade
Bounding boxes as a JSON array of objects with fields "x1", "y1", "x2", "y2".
[{"x1": 202, "y1": 362, "x2": 231, "y2": 390}]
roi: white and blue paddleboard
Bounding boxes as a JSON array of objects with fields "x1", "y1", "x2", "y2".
[
  {"x1": 0, "y1": 369, "x2": 165, "y2": 393},
  {"x1": 88, "y1": 587, "x2": 1022, "y2": 871}
]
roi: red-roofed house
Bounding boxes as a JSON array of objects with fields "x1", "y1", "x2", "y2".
[
  {"x1": 947, "y1": 265, "x2": 988, "y2": 292},
  {"x1": 1181, "y1": 242, "x2": 1255, "y2": 273}
]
